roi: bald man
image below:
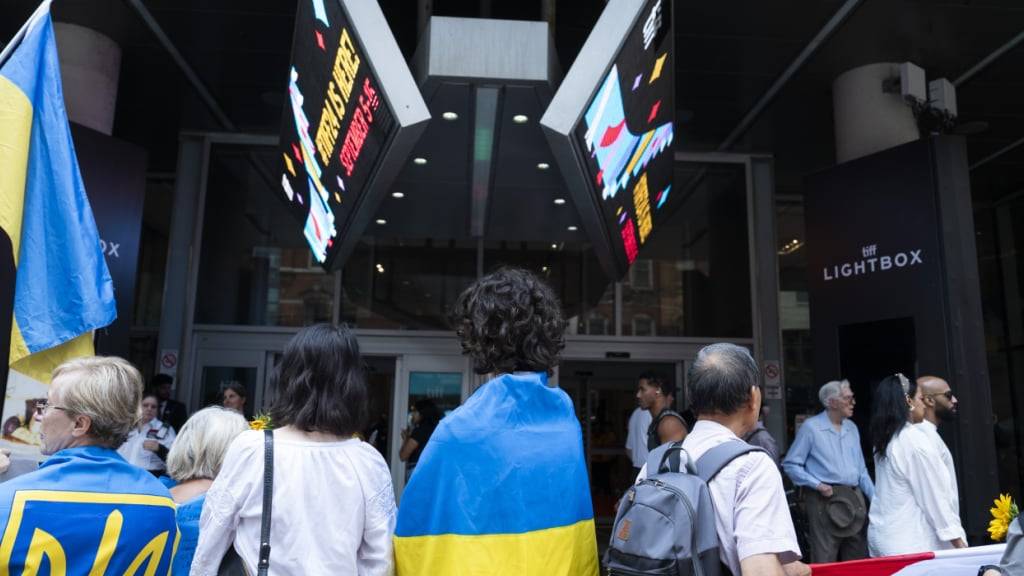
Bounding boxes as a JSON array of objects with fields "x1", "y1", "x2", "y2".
[{"x1": 915, "y1": 376, "x2": 964, "y2": 539}]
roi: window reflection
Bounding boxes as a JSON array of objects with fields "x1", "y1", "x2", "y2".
[
  {"x1": 341, "y1": 238, "x2": 477, "y2": 330},
  {"x1": 620, "y1": 162, "x2": 753, "y2": 338},
  {"x1": 195, "y1": 145, "x2": 336, "y2": 326}
]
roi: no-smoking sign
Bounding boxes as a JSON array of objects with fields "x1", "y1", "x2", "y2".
[
  {"x1": 763, "y1": 360, "x2": 782, "y2": 399},
  {"x1": 159, "y1": 349, "x2": 178, "y2": 375}
]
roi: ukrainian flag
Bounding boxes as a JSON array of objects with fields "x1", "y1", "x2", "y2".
[
  {"x1": 0, "y1": 2, "x2": 116, "y2": 383},
  {"x1": 394, "y1": 372, "x2": 599, "y2": 576}
]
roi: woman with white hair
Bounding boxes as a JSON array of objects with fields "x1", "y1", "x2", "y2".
[{"x1": 166, "y1": 406, "x2": 249, "y2": 575}]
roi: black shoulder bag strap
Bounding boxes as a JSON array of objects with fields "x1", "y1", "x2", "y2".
[{"x1": 257, "y1": 429, "x2": 273, "y2": 576}]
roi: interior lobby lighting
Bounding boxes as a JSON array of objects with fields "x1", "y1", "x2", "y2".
[
  {"x1": 442, "y1": 111, "x2": 458, "y2": 121},
  {"x1": 551, "y1": 243, "x2": 558, "y2": 249},
  {"x1": 376, "y1": 264, "x2": 385, "y2": 274},
  {"x1": 375, "y1": 218, "x2": 387, "y2": 225},
  {"x1": 568, "y1": 225, "x2": 578, "y2": 231},
  {"x1": 512, "y1": 114, "x2": 529, "y2": 124},
  {"x1": 777, "y1": 238, "x2": 804, "y2": 256},
  {"x1": 413, "y1": 157, "x2": 428, "y2": 165},
  {"x1": 553, "y1": 198, "x2": 566, "y2": 205},
  {"x1": 392, "y1": 192, "x2": 405, "y2": 198},
  {"x1": 537, "y1": 162, "x2": 550, "y2": 170}
]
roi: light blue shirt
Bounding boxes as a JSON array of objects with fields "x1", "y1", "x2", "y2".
[{"x1": 783, "y1": 411, "x2": 875, "y2": 499}]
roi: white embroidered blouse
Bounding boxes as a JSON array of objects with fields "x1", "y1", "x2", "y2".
[{"x1": 189, "y1": 430, "x2": 396, "y2": 576}]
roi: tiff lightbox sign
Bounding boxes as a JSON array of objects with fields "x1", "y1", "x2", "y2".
[
  {"x1": 278, "y1": 0, "x2": 429, "y2": 271},
  {"x1": 821, "y1": 243, "x2": 925, "y2": 282}
]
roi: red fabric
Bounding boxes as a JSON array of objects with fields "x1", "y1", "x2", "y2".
[{"x1": 810, "y1": 552, "x2": 935, "y2": 576}]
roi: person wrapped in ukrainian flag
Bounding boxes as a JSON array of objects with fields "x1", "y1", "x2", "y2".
[{"x1": 394, "y1": 267, "x2": 599, "y2": 576}]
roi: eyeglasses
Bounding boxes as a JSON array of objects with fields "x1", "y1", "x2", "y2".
[
  {"x1": 925, "y1": 390, "x2": 955, "y2": 401},
  {"x1": 35, "y1": 401, "x2": 68, "y2": 415}
]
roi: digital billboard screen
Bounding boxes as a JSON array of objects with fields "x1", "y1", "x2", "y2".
[
  {"x1": 542, "y1": 0, "x2": 674, "y2": 279},
  {"x1": 279, "y1": 0, "x2": 429, "y2": 270}
]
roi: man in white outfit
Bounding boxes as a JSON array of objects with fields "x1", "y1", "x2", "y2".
[
  {"x1": 915, "y1": 376, "x2": 962, "y2": 523},
  {"x1": 625, "y1": 404, "x2": 652, "y2": 477}
]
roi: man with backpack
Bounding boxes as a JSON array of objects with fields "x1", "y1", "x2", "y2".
[{"x1": 611, "y1": 343, "x2": 808, "y2": 576}]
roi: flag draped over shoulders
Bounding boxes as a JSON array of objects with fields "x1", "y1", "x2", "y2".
[
  {"x1": 0, "y1": 2, "x2": 116, "y2": 382},
  {"x1": 395, "y1": 371, "x2": 599, "y2": 576},
  {"x1": 0, "y1": 446, "x2": 179, "y2": 575}
]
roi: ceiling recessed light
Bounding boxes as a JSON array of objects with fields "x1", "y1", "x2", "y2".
[
  {"x1": 375, "y1": 218, "x2": 387, "y2": 225},
  {"x1": 513, "y1": 114, "x2": 529, "y2": 124},
  {"x1": 568, "y1": 225, "x2": 578, "y2": 231},
  {"x1": 392, "y1": 192, "x2": 405, "y2": 198},
  {"x1": 553, "y1": 198, "x2": 566, "y2": 205},
  {"x1": 413, "y1": 157, "x2": 427, "y2": 165},
  {"x1": 550, "y1": 243, "x2": 558, "y2": 249},
  {"x1": 442, "y1": 111, "x2": 458, "y2": 121},
  {"x1": 537, "y1": 162, "x2": 550, "y2": 170},
  {"x1": 376, "y1": 263, "x2": 385, "y2": 273}
]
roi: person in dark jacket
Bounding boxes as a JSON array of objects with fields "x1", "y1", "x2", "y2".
[{"x1": 151, "y1": 373, "x2": 188, "y2": 432}]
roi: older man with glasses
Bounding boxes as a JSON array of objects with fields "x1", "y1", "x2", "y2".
[
  {"x1": 0, "y1": 356, "x2": 178, "y2": 573},
  {"x1": 783, "y1": 379, "x2": 874, "y2": 563}
]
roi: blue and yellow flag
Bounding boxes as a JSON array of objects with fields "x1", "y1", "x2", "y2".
[
  {"x1": 0, "y1": 2, "x2": 116, "y2": 382},
  {"x1": 0, "y1": 446, "x2": 179, "y2": 574},
  {"x1": 395, "y1": 372, "x2": 600, "y2": 575}
]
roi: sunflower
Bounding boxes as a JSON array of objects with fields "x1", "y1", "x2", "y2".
[
  {"x1": 249, "y1": 414, "x2": 272, "y2": 431},
  {"x1": 988, "y1": 493, "x2": 1019, "y2": 542}
]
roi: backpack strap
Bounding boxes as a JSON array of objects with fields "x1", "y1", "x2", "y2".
[
  {"x1": 646, "y1": 440, "x2": 687, "y2": 475},
  {"x1": 694, "y1": 440, "x2": 765, "y2": 483}
]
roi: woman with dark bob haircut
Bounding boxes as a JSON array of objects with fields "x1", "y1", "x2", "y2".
[
  {"x1": 867, "y1": 373, "x2": 966, "y2": 557},
  {"x1": 191, "y1": 324, "x2": 397, "y2": 575},
  {"x1": 394, "y1": 268, "x2": 599, "y2": 575}
]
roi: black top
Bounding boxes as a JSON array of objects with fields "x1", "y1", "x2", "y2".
[
  {"x1": 647, "y1": 408, "x2": 686, "y2": 451},
  {"x1": 408, "y1": 422, "x2": 438, "y2": 466},
  {"x1": 159, "y1": 398, "x2": 188, "y2": 433}
]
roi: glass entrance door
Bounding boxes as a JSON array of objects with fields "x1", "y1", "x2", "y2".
[
  {"x1": 191, "y1": 348, "x2": 267, "y2": 419},
  {"x1": 392, "y1": 354, "x2": 470, "y2": 497},
  {"x1": 559, "y1": 360, "x2": 681, "y2": 524}
]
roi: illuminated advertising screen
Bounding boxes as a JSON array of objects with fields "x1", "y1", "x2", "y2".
[
  {"x1": 279, "y1": 0, "x2": 429, "y2": 270},
  {"x1": 542, "y1": 0, "x2": 674, "y2": 279}
]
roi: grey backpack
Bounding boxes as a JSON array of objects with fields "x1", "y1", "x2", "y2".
[{"x1": 604, "y1": 440, "x2": 764, "y2": 576}]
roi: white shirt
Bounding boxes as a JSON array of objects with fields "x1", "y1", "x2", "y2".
[
  {"x1": 637, "y1": 420, "x2": 801, "y2": 575},
  {"x1": 915, "y1": 420, "x2": 959, "y2": 513},
  {"x1": 117, "y1": 418, "x2": 176, "y2": 472},
  {"x1": 190, "y1": 431, "x2": 396, "y2": 576},
  {"x1": 625, "y1": 407, "x2": 653, "y2": 468},
  {"x1": 868, "y1": 423, "x2": 966, "y2": 557}
]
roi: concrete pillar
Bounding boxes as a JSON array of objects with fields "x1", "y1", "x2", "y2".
[
  {"x1": 832, "y1": 63, "x2": 918, "y2": 163},
  {"x1": 54, "y1": 23, "x2": 121, "y2": 135}
]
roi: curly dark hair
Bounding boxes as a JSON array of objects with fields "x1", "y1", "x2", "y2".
[{"x1": 449, "y1": 267, "x2": 566, "y2": 375}]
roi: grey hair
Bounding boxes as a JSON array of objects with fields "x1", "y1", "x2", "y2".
[
  {"x1": 687, "y1": 343, "x2": 759, "y2": 416},
  {"x1": 166, "y1": 406, "x2": 249, "y2": 482},
  {"x1": 51, "y1": 356, "x2": 144, "y2": 448},
  {"x1": 819, "y1": 380, "x2": 851, "y2": 409}
]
